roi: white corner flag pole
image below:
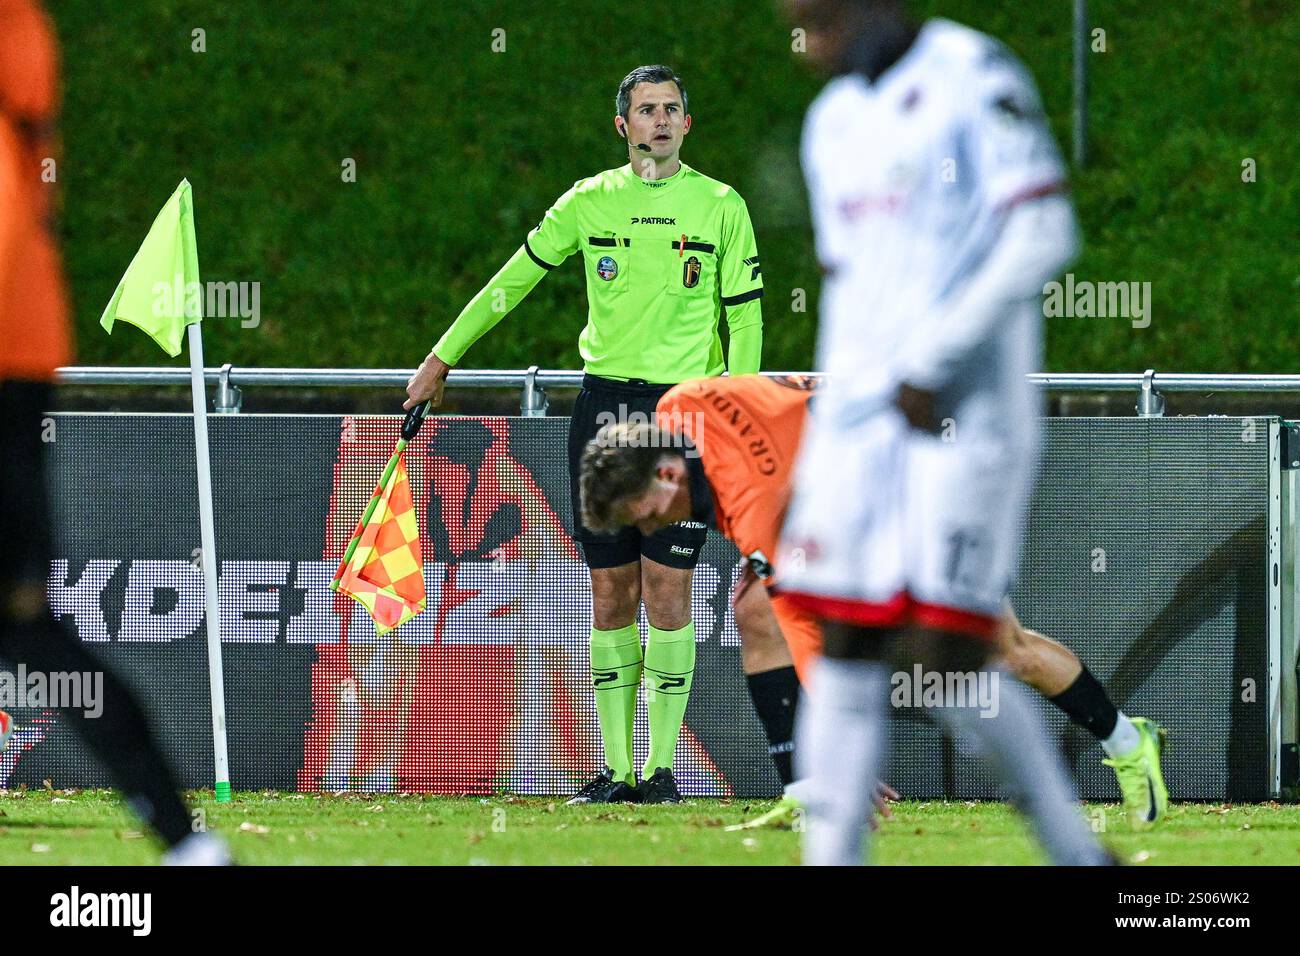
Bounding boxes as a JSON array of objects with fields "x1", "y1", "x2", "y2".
[{"x1": 187, "y1": 322, "x2": 232, "y2": 802}]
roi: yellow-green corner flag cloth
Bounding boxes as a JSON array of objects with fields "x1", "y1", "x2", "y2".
[{"x1": 99, "y1": 178, "x2": 201, "y2": 357}]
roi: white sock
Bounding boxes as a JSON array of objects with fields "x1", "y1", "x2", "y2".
[
  {"x1": 1101, "y1": 712, "x2": 1140, "y2": 758},
  {"x1": 794, "y1": 658, "x2": 889, "y2": 866},
  {"x1": 936, "y1": 672, "x2": 1109, "y2": 866},
  {"x1": 163, "y1": 833, "x2": 232, "y2": 867}
]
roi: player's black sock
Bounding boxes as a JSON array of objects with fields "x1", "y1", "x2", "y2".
[
  {"x1": 746, "y1": 666, "x2": 799, "y2": 787},
  {"x1": 1048, "y1": 666, "x2": 1119, "y2": 742},
  {"x1": 0, "y1": 613, "x2": 195, "y2": 847}
]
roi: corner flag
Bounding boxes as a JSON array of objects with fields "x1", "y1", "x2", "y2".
[
  {"x1": 99, "y1": 178, "x2": 231, "y2": 802},
  {"x1": 99, "y1": 178, "x2": 201, "y2": 357}
]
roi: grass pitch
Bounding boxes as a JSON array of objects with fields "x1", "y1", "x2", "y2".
[{"x1": 1, "y1": 790, "x2": 1298, "y2": 865}]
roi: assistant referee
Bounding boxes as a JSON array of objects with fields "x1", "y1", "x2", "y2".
[{"x1": 405, "y1": 65, "x2": 764, "y2": 803}]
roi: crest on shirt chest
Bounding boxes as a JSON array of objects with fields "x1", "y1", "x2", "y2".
[
  {"x1": 682, "y1": 255, "x2": 701, "y2": 288},
  {"x1": 596, "y1": 256, "x2": 619, "y2": 280}
]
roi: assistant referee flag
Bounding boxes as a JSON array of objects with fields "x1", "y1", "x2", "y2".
[{"x1": 330, "y1": 444, "x2": 427, "y2": 636}]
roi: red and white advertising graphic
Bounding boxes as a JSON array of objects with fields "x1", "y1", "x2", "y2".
[{"x1": 299, "y1": 416, "x2": 730, "y2": 795}]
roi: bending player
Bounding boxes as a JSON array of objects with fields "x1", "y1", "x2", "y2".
[{"x1": 580, "y1": 374, "x2": 1167, "y2": 829}]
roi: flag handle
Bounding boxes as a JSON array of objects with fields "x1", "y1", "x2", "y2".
[{"x1": 401, "y1": 400, "x2": 430, "y2": 442}]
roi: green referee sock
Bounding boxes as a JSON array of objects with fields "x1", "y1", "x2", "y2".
[
  {"x1": 590, "y1": 624, "x2": 642, "y2": 787},
  {"x1": 643, "y1": 622, "x2": 696, "y2": 777}
]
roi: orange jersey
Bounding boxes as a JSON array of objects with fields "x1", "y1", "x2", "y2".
[
  {"x1": 0, "y1": 0, "x2": 71, "y2": 380},
  {"x1": 657, "y1": 374, "x2": 814, "y2": 583},
  {"x1": 657, "y1": 374, "x2": 823, "y2": 682}
]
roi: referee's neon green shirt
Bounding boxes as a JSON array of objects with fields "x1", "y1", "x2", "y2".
[{"x1": 433, "y1": 162, "x2": 764, "y2": 383}]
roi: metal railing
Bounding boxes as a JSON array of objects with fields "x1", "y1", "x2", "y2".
[{"x1": 54, "y1": 365, "x2": 1300, "y2": 418}]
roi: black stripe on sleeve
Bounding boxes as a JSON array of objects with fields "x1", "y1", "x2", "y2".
[
  {"x1": 524, "y1": 237, "x2": 558, "y2": 270},
  {"x1": 721, "y1": 288, "x2": 763, "y2": 307}
]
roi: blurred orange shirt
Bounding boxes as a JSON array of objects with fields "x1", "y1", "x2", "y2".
[{"x1": 0, "y1": 0, "x2": 72, "y2": 380}]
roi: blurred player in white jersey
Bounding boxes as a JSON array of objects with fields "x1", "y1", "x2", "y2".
[{"x1": 779, "y1": 0, "x2": 1112, "y2": 865}]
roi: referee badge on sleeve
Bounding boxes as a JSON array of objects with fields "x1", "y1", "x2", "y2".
[
  {"x1": 596, "y1": 256, "x2": 619, "y2": 281},
  {"x1": 682, "y1": 255, "x2": 701, "y2": 288}
]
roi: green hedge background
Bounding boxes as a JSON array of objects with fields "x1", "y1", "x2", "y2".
[{"x1": 52, "y1": 0, "x2": 1297, "y2": 373}]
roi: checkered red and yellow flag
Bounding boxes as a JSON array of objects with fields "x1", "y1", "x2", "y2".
[{"x1": 330, "y1": 446, "x2": 426, "y2": 635}]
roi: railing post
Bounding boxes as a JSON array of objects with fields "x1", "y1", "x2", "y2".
[
  {"x1": 214, "y1": 363, "x2": 242, "y2": 414},
  {"x1": 521, "y1": 365, "x2": 549, "y2": 417},
  {"x1": 1136, "y1": 368, "x2": 1165, "y2": 418}
]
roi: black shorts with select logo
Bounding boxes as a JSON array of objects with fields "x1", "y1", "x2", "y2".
[{"x1": 567, "y1": 373, "x2": 708, "y2": 570}]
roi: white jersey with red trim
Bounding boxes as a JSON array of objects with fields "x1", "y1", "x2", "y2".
[
  {"x1": 777, "y1": 19, "x2": 1076, "y2": 625},
  {"x1": 801, "y1": 18, "x2": 1067, "y2": 435}
]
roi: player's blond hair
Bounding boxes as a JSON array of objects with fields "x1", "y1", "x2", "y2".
[{"x1": 579, "y1": 422, "x2": 680, "y2": 533}]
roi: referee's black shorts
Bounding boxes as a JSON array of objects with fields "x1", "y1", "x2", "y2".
[{"x1": 567, "y1": 373, "x2": 707, "y2": 571}]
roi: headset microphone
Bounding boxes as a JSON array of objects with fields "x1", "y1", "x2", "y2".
[{"x1": 618, "y1": 121, "x2": 654, "y2": 152}]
